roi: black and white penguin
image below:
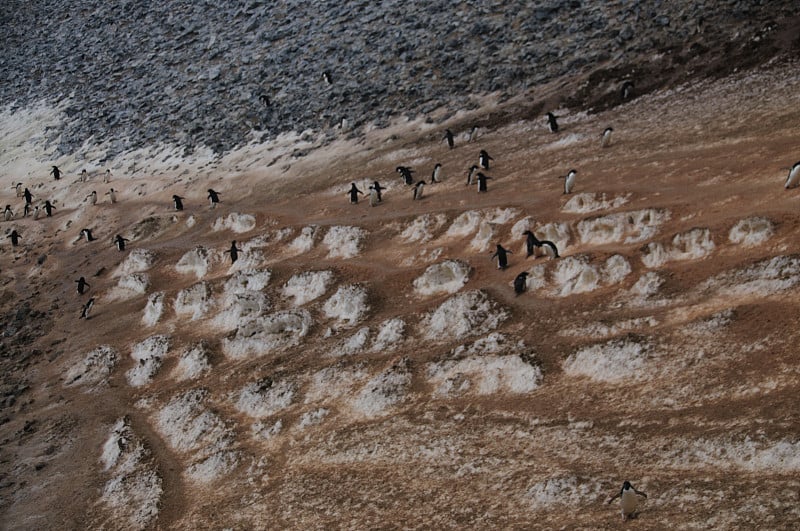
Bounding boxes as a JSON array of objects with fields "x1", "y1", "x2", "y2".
[
  {"x1": 23, "y1": 203, "x2": 31, "y2": 217},
  {"x1": 86, "y1": 191, "x2": 97, "y2": 205},
  {"x1": 621, "y1": 80, "x2": 634, "y2": 100},
  {"x1": 3, "y1": 205, "x2": 13, "y2": 221},
  {"x1": 207, "y1": 189, "x2": 221, "y2": 207},
  {"x1": 466, "y1": 165, "x2": 479, "y2": 186},
  {"x1": 479, "y1": 150, "x2": 493, "y2": 170},
  {"x1": 348, "y1": 183, "x2": 364, "y2": 204},
  {"x1": 540, "y1": 239, "x2": 560, "y2": 259},
  {"x1": 80, "y1": 228, "x2": 96, "y2": 242},
  {"x1": 80, "y1": 169, "x2": 88, "y2": 183},
  {"x1": 44, "y1": 200, "x2": 56, "y2": 217},
  {"x1": 371, "y1": 181, "x2": 384, "y2": 202},
  {"x1": 562, "y1": 169, "x2": 577, "y2": 194},
  {"x1": 322, "y1": 71, "x2": 332, "y2": 85},
  {"x1": 368, "y1": 185, "x2": 380, "y2": 207},
  {"x1": 7, "y1": 229, "x2": 20, "y2": 247},
  {"x1": 523, "y1": 230, "x2": 541, "y2": 257},
  {"x1": 477, "y1": 172, "x2": 492, "y2": 193},
  {"x1": 75, "y1": 276, "x2": 90, "y2": 295},
  {"x1": 443, "y1": 129, "x2": 454, "y2": 149},
  {"x1": 547, "y1": 112, "x2": 559, "y2": 133},
  {"x1": 607, "y1": 481, "x2": 647, "y2": 521},
  {"x1": 106, "y1": 188, "x2": 117, "y2": 204},
  {"x1": 431, "y1": 163, "x2": 442, "y2": 183},
  {"x1": 172, "y1": 195, "x2": 185, "y2": 211},
  {"x1": 33, "y1": 206, "x2": 41, "y2": 220},
  {"x1": 513, "y1": 272, "x2": 529, "y2": 295},
  {"x1": 784, "y1": 161, "x2": 800, "y2": 189},
  {"x1": 413, "y1": 180, "x2": 425, "y2": 200},
  {"x1": 113, "y1": 234, "x2": 129, "y2": 251},
  {"x1": 259, "y1": 94, "x2": 271, "y2": 107},
  {"x1": 23, "y1": 188, "x2": 32, "y2": 205},
  {"x1": 104, "y1": 169, "x2": 112, "y2": 183},
  {"x1": 601, "y1": 127, "x2": 614, "y2": 148},
  {"x1": 491, "y1": 244, "x2": 512, "y2": 269},
  {"x1": 51, "y1": 166, "x2": 61, "y2": 181},
  {"x1": 80, "y1": 297, "x2": 95, "y2": 319},
  {"x1": 226, "y1": 241, "x2": 243, "y2": 264},
  {"x1": 396, "y1": 166, "x2": 415, "y2": 185},
  {"x1": 12, "y1": 183, "x2": 23, "y2": 197},
  {"x1": 468, "y1": 125, "x2": 479, "y2": 143}
]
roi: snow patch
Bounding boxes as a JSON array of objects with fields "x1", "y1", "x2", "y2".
[
  {"x1": 235, "y1": 378, "x2": 297, "y2": 417},
  {"x1": 352, "y1": 358, "x2": 412, "y2": 417},
  {"x1": 212, "y1": 212, "x2": 256, "y2": 233},
  {"x1": 329, "y1": 326, "x2": 370, "y2": 357},
  {"x1": 526, "y1": 476, "x2": 603, "y2": 509},
  {"x1": 323, "y1": 284, "x2": 369, "y2": 325},
  {"x1": 642, "y1": 228, "x2": 715, "y2": 268},
  {"x1": 728, "y1": 217, "x2": 773, "y2": 247},
  {"x1": 113, "y1": 249, "x2": 156, "y2": 277},
  {"x1": 400, "y1": 214, "x2": 447, "y2": 243},
  {"x1": 562, "y1": 193, "x2": 629, "y2": 214},
  {"x1": 175, "y1": 246, "x2": 213, "y2": 279},
  {"x1": 288, "y1": 225, "x2": 318, "y2": 254},
  {"x1": 107, "y1": 273, "x2": 150, "y2": 300},
  {"x1": 422, "y1": 290, "x2": 508, "y2": 340},
  {"x1": 142, "y1": 292, "x2": 164, "y2": 327},
  {"x1": 323, "y1": 225, "x2": 366, "y2": 259},
  {"x1": 701, "y1": 255, "x2": 800, "y2": 297},
  {"x1": 172, "y1": 342, "x2": 212, "y2": 382},
  {"x1": 305, "y1": 365, "x2": 369, "y2": 404},
  {"x1": 563, "y1": 336, "x2": 650, "y2": 383},
  {"x1": 213, "y1": 290, "x2": 269, "y2": 330},
  {"x1": 282, "y1": 270, "x2": 333, "y2": 306},
  {"x1": 533, "y1": 222, "x2": 572, "y2": 252},
  {"x1": 126, "y1": 335, "x2": 170, "y2": 387},
  {"x1": 413, "y1": 260, "x2": 470, "y2": 296},
  {"x1": 298, "y1": 408, "x2": 329, "y2": 429},
  {"x1": 222, "y1": 309, "x2": 312, "y2": 359},
  {"x1": 539, "y1": 255, "x2": 631, "y2": 297},
  {"x1": 427, "y1": 354, "x2": 541, "y2": 396},
  {"x1": 64, "y1": 345, "x2": 117, "y2": 391},
  {"x1": 576, "y1": 209, "x2": 669, "y2": 246},
  {"x1": 174, "y1": 282, "x2": 212, "y2": 320},
  {"x1": 371, "y1": 318, "x2": 406, "y2": 353}
]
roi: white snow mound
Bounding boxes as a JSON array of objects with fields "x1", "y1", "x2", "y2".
[
  {"x1": 64, "y1": 345, "x2": 117, "y2": 391},
  {"x1": 212, "y1": 212, "x2": 256, "y2": 233},
  {"x1": 562, "y1": 193, "x2": 629, "y2": 214},
  {"x1": 728, "y1": 217, "x2": 773, "y2": 247},
  {"x1": 371, "y1": 318, "x2": 406, "y2": 353},
  {"x1": 222, "y1": 309, "x2": 312, "y2": 359},
  {"x1": 173, "y1": 342, "x2": 212, "y2": 382},
  {"x1": 422, "y1": 290, "x2": 508, "y2": 340},
  {"x1": 236, "y1": 378, "x2": 297, "y2": 418},
  {"x1": 428, "y1": 354, "x2": 541, "y2": 396},
  {"x1": 642, "y1": 228, "x2": 715, "y2": 268},
  {"x1": 142, "y1": 292, "x2": 165, "y2": 327},
  {"x1": 174, "y1": 282, "x2": 212, "y2": 321},
  {"x1": 576, "y1": 208, "x2": 670, "y2": 246},
  {"x1": 526, "y1": 476, "x2": 603, "y2": 509},
  {"x1": 323, "y1": 284, "x2": 369, "y2": 325},
  {"x1": 413, "y1": 260, "x2": 470, "y2": 296},
  {"x1": 323, "y1": 225, "x2": 366, "y2": 259},
  {"x1": 352, "y1": 358, "x2": 412, "y2": 417},
  {"x1": 288, "y1": 225, "x2": 318, "y2": 254},
  {"x1": 107, "y1": 273, "x2": 150, "y2": 301},
  {"x1": 282, "y1": 270, "x2": 334, "y2": 306},
  {"x1": 175, "y1": 246, "x2": 213, "y2": 279},
  {"x1": 114, "y1": 249, "x2": 156, "y2": 277},
  {"x1": 400, "y1": 214, "x2": 447, "y2": 243},
  {"x1": 126, "y1": 335, "x2": 170, "y2": 387},
  {"x1": 563, "y1": 337, "x2": 650, "y2": 383}
]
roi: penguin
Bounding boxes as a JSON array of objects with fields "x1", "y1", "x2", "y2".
[
  {"x1": 75, "y1": 276, "x2": 90, "y2": 295},
  {"x1": 348, "y1": 183, "x2": 364, "y2": 204},
  {"x1": 396, "y1": 166, "x2": 415, "y2": 185},
  {"x1": 86, "y1": 191, "x2": 97, "y2": 205},
  {"x1": 172, "y1": 195, "x2": 185, "y2": 211},
  {"x1": 413, "y1": 180, "x2": 425, "y2": 200},
  {"x1": 562, "y1": 169, "x2": 577, "y2": 194},
  {"x1": 259, "y1": 94, "x2": 271, "y2": 107},
  {"x1": 476, "y1": 172, "x2": 492, "y2": 193},
  {"x1": 621, "y1": 80, "x2": 635, "y2": 100},
  {"x1": 479, "y1": 150, "x2": 493, "y2": 170},
  {"x1": 80, "y1": 228, "x2": 96, "y2": 242},
  {"x1": 225, "y1": 240, "x2": 243, "y2": 264},
  {"x1": 23, "y1": 188, "x2": 33, "y2": 205},
  {"x1": 547, "y1": 112, "x2": 559, "y2": 133},
  {"x1": 106, "y1": 188, "x2": 117, "y2": 204},
  {"x1": 468, "y1": 125, "x2": 479, "y2": 142},
  {"x1": 607, "y1": 481, "x2": 647, "y2": 521},
  {"x1": 104, "y1": 169, "x2": 112, "y2": 183},
  {"x1": 7, "y1": 230, "x2": 20, "y2": 247},
  {"x1": 33, "y1": 206, "x2": 41, "y2": 220},
  {"x1": 22, "y1": 203, "x2": 31, "y2": 217},
  {"x1": 540, "y1": 240, "x2": 560, "y2": 259},
  {"x1": 80, "y1": 297, "x2": 95, "y2": 319},
  {"x1": 523, "y1": 230, "x2": 541, "y2": 257},
  {"x1": 466, "y1": 165, "x2": 479, "y2": 186},
  {"x1": 491, "y1": 244, "x2": 512, "y2": 269},
  {"x1": 113, "y1": 234, "x2": 129, "y2": 251},
  {"x1": 207, "y1": 189, "x2": 221, "y2": 207},
  {"x1": 3, "y1": 205, "x2": 13, "y2": 221},
  {"x1": 51, "y1": 166, "x2": 61, "y2": 181},
  {"x1": 371, "y1": 181, "x2": 385, "y2": 202},
  {"x1": 322, "y1": 71, "x2": 333, "y2": 85},
  {"x1": 44, "y1": 200, "x2": 56, "y2": 217},
  {"x1": 601, "y1": 127, "x2": 614, "y2": 148},
  {"x1": 80, "y1": 169, "x2": 88, "y2": 183},
  {"x1": 513, "y1": 272, "x2": 528, "y2": 295},
  {"x1": 339, "y1": 117, "x2": 349, "y2": 131},
  {"x1": 368, "y1": 185, "x2": 380, "y2": 207},
  {"x1": 443, "y1": 129, "x2": 454, "y2": 149},
  {"x1": 12, "y1": 183, "x2": 23, "y2": 197},
  {"x1": 784, "y1": 161, "x2": 800, "y2": 189},
  {"x1": 431, "y1": 163, "x2": 442, "y2": 183}
]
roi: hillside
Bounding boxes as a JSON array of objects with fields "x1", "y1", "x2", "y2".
[{"x1": 2, "y1": 3, "x2": 800, "y2": 530}]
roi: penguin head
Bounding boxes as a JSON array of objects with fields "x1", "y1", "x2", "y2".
[{"x1": 622, "y1": 481, "x2": 632, "y2": 490}]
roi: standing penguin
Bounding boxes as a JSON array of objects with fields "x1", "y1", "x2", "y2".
[
  {"x1": 106, "y1": 188, "x2": 117, "y2": 204},
  {"x1": 491, "y1": 244, "x2": 512, "y2": 269},
  {"x1": 104, "y1": 169, "x2": 112, "y2": 183},
  {"x1": 547, "y1": 112, "x2": 559, "y2": 133},
  {"x1": 7, "y1": 230, "x2": 20, "y2": 247},
  {"x1": 80, "y1": 297, "x2": 95, "y2": 319},
  {"x1": 225, "y1": 241, "x2": 243, "y2": 264},
  {"x1": 12, "y1": 183, "x2": 23, "y2": 197},
  {"x1": 322, "y1": 71, "x2": 333, "y2": 85},
  {"x1": 412, "y1": 181, "x2": 425, "y2": 200},
  {"x1": 80, "y1": 228, "x2": 96, "y2": 242},
  {"x1": 3, "y1": 205, "x2": 13, "y2": 221},
  {"x1": 23, "y1": 188, "x2": 33, "y2": 205},
  {"x1": 207, "y1": 189, "x2": 221, "y2": 208},
  {"x1": 476, "y1": 173, "x2": 492, "y2": 193},
  {"x1": 607, "y1": 481, "x2": 647, "y2": 521},
  {"x1": 479, "y1": 150, "x2": 493, "y2": 170},
  {"x1": 80, "y1": 169, "x2": 88, "y2": 183},
  {"x1": 44, "y1": 200, "x2": 56, "y2": 217},
  {"x1": 540, "y1": 239, "x2": 560, "y2": 259},
  {"x1": 86, "y1": 191, "x2": 97, "y2": 205},
  {"x1": 75, "y1": 277, "x2": 90, "y2": 295},
  {"x1": 51, "y1": 166, "x2": 62, "y2": 181},
  {"x1": 513, "y1": 272, "x2": 529, "y2": 295},
  {"x1": 396, "y1": 166, "x2": 415, "y2": 185},
  {"x1": 562, "y1": 169, "x2": 577, "y2": 194},
  {"x1": 431, "y1": 163, "x2": 442, "y2": 183},
  {"x1": 601, "y1": 127, "x2": 614, "y2": 148},
  {"x1": 466, "y1": 165, "x2": 479, "y2": 185},
  {"x1": 33, "y1": 206, "x2": 41, "y2": 220},
  {"x1": 371, "y1": 181, "x2": 385, "y2": 202},
  {"x1": 348, "y1": 183, "x2": 364, "y2": 204},
  {"x1": 621, "y1": 80, "x2": 635, "y2": 101},
  {"x1": 172, "y1": 195, "x2": 185, "y2": 211},
  {"x1": 523, "y1": 230, "x2": 541, "y2": 257},
  {"x1": 368, "y1": 185, "x2": 380, "y2": 207},
  {"x1": 443, "y1": 129, "x2": 454, "y2": 149},
  {"x1": 468, "y1": 125, "x2": 479, "y2": 142},
  {"x1": 113, "y1": 234, "x2": 129, "y2": 251},
  {"x1": 784, "y1": 161, "x2": 800, "y2": 189}
]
